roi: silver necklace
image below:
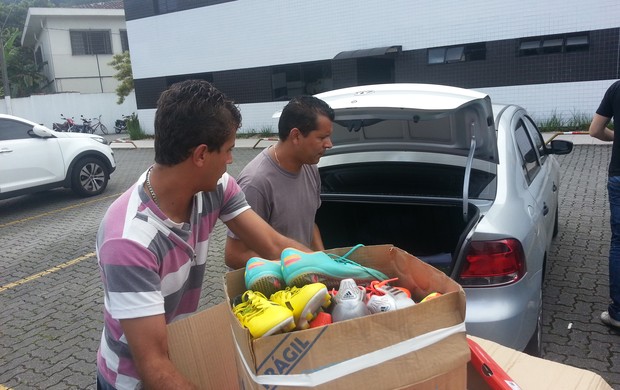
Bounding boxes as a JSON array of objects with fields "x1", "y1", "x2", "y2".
[
  {"x1": 273, "y1": 145, "x2": 282, "y2": 166},
  {"x1": 145, "y1": 166, "x2": 159, "y2": 207}
]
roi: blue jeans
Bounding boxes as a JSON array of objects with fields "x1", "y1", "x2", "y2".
[{"x1": 607, "y1": 176, "x2": 620, "y2": 320}]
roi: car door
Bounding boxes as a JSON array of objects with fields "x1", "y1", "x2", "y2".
[
  {"x1": 512, "y1": 114, "x2": 550, "y2": 255},
  {"x1": 522, "y1": 115, "x2": 557, "y2": 244},
  {"x1": 0, "y1": 118, "x2": 65, "y2": 194}
]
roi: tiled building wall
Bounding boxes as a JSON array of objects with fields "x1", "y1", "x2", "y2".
[{"x1": 125, "y1": 0, "x2": 620, "y2": 132}]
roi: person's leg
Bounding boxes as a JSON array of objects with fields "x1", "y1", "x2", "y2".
[{"x1": 606, "y1": 176, "x2": 620, "y2": 323}]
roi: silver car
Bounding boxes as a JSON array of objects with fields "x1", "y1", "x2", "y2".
[{"x1": 313, "y1": 83, "x2": 573, "y2": 355}]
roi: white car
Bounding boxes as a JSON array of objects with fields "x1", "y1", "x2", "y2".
[
  {"x1": 313, "y1": 84, "x2": 573, "y2": 355},
  {"x1": 0, "y1": 114, "x2": 116, "y2": 199}
]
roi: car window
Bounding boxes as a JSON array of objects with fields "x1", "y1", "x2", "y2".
[
  {"x1": 514, "y1": 119, "x2": 541, "y2": 184},
  {"x1": 523, "y1": 116, "x2": 547, "y2": 165},
  {"x1": 0, "y1": 118, "x2": 35, "y2": 141}
]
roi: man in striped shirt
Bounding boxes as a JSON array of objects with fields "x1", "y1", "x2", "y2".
[{"x1": 96, "y1": 80, "x2": 311, "y2": 390}]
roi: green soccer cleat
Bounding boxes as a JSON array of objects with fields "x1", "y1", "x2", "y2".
[{"x1": 280, "y1": 245, "x2": 388, "y2": 290}]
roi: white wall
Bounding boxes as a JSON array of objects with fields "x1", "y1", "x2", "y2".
[
  {"x1": 128, "y1": 0, "x2": 620, "y2": 79},
  {"x1": 476, "y1": 80, "x2": 614, "y2": 123},
  {"x1": 0, "y1": 92, "x2": 137, "y2": 131}
]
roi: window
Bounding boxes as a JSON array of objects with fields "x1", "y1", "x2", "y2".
[
  {"x1": 70, "y1": 30, "x2": 112, "y2": 55},
  {"x1": 0, "y1": 119, "x2": 34, "y2": 141},
  {"x1": 514, "y1": 120, "x2": 541, "y2": 184},
  {"x1": 518, "y1": 33, "x2": 589, "y2": 56},
  {"x1": 120, "y1": 30, "x2": 129, "y2": 52},
  {"x1": 427, "y1": 43, "x2": 486, "y2": 64},
  {"x1": 271, "y1": 61, "x2": 332, "y2": 100},
  {"x1": 35, "y1": 47, "x2": 43, "y2": 67},
  {"x1": 565, "y1": 35, "x2": 589, "y2": 52},
  {"x1": 523, "y1": 116, "x2": 547, "y2": 165}
]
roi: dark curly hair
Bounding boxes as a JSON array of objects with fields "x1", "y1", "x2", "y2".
[
  {"x1": 154, "y1": 79, "x2": 242, "y2": 165},
  {"x1": 278, "y1": 95, "x2": 334, "y2": 141}
]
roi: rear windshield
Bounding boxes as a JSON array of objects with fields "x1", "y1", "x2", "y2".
[{"x1": 320, "y1": 162, "x2": 496, "y2": 200}]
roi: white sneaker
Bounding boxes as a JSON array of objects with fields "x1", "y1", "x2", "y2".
[
  {"x1": 600, "y1": 311, "x2": 620, "y2": 329},
  {"x1": 367, "y1": 289, "x2": 415, "y2": 314}
]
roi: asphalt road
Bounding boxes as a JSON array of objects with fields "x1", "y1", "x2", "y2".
[{"x1": 0, "y1": 144, "x2": 618, "y2": 389}]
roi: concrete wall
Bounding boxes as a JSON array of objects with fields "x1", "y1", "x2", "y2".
[{"x1": 0, "y1": 92, "x2": 137, "y2": 132}]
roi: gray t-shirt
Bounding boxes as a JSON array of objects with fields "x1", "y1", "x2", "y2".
[{"x1": 228, "y1": 147, "x2": 321, "y2": 246}]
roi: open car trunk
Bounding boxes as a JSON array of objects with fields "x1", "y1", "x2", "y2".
[
  {"x1": 315, "y1": 161, "x2": 491, "y2": 276},
  {"x1": 316, "y1": 195, "x2": 479, "y2": 276}
]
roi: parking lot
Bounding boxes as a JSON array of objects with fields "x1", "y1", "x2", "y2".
[{"x1": 0, "y1": 143, "x2": 619, "y2": 389}]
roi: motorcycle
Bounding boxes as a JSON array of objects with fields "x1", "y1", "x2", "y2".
[
  {"x1": 114, "y1": 114, "x2": 129, "y2": 133},
  {"x1": 71, "y1": 115, "x2": 94, "y2": 134},
  {"x1": 52, "y1": 114, "x2": 75, "y2": 132}
]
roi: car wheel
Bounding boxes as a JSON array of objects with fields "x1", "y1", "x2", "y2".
[
  {"x1": 552, "y1": 205, "x2": 559, "y2": 238},
  {"x1": 524, "y1": 289, "x2": 543, "y2": 357},
  {"x1": 71, "y1": 157, "x2": 109, "y2": 197}
]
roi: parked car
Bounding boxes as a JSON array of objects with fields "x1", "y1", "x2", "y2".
[
  {"x1": 0, "y1": 114, "x2": 116, "y2": 200},
  {"x1": 312, "y1": 84, "x2": 573, "y2": 355}
]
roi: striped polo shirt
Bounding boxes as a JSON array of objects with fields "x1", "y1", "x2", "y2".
[{"x1": 96, "y1": 170, "x2": 249, "y2": 389}]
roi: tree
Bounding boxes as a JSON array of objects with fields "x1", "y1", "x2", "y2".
[
  {"x1": 0, "y1": 27, "x2": 46, "y2": 97},
  {"x1": 0, "y1": 0, "x2": 53, "y2": 98},
  {"x1": 108, "y1": 50, "x2": 133, "y2": 104}
]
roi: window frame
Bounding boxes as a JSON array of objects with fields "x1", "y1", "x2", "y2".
[
  {"x1": 70, "y1": 30, "x2": 113, "y2": 55},
  {"x1": 514, "y1": 118, "x2": 541, "y2": 184},
  {"x1": 120, "y1": 30, "x2": 129, "y2": 52}
]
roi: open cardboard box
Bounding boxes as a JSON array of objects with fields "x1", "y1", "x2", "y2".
[
  {"x1": 166, "y1": 244, "x2": 613, "y2": 389},
  {"x1": 467, "y1": 336, "x2": 612, "y2": 390},
  {"x1": 225, "y1": 244, "x2": 470, "y2": 389}
]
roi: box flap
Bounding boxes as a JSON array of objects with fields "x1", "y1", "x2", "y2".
[
  {"x1": 468, "y1": 336, "x2": 612, "y2": 390},
  {"x1": 167, "y1": 303, "x2": 239, "y2": 389}
]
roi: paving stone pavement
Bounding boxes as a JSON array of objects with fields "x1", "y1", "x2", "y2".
[{"x1": 0, "y1": 144, "x2": 618, "y2": 389}]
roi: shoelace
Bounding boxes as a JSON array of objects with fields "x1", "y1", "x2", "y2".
[
  {"x1": 366, "y1": 278, "x2": 412, "y2": 298},
  {"x1": 234, "y1": 291, "x2": 275, "y2": 320},
  {"x1": 326, "y1": 244, "x2": 388, "y2": 282},
  {"x1": 271, "y1": 287, "x2": 299, "y2": 301}
]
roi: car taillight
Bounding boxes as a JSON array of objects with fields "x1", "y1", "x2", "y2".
[{"x1": 457, "y1": 239, "x2": 526, "y2": 287}]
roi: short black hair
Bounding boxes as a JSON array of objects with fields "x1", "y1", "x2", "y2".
[
  {"x1": 154, "y1": 79, "x2": 241, "y2": 165},
  {"x1": 278, "y1": 95, "x2": 334, "y2": 140}
]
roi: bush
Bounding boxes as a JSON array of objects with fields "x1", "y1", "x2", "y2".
[{"x1": 126, "y1": 113, "x2": 149, "y2": 140}]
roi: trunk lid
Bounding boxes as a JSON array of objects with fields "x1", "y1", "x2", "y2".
[{"x1": 315, "y1": 83, "x2": 498, "y2": 164}]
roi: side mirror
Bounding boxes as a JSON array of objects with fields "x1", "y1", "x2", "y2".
[
  {"x1": 32, "y1": 124, "x2": 54, "y2": 138},
  {"x1": 547, "y1": 139, "x2": 573, "y2": 155}
]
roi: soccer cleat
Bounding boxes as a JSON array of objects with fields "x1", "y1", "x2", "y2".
[
  {"x1": 232, "y1": 290, "x2": 295, "y2": 338},
  {"x1": 244, "y1": 257, "x2": 285, "y2": 297},
  {"x1": 270, "y1": 283, "x2": 331, "y2": 330},
  {"x1": 331, "y1": 278, "x2": 370, "y2": 322},
  {"x1": 365, "y1": 278, "x2": 415, "y2": 313},
  {"x1": 280, "y1": 246, "x2": 388, "y2": 290}
]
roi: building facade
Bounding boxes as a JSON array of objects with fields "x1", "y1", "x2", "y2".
[
  {"x1": 124, "y1": 0, "x2": 620, "y2": 133},
  {"x1": 21, "y1": 4, "x2": 127, "y2": 94}
]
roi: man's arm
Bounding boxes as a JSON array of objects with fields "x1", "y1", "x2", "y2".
[
  {"x1": 121, "y1": 315, "x2": 197, "y2": 390},
  {"x1": 225, "y1": 236, "x2": 258, "y2": 269},
  {"x1": 311, "y1": 223, "x2": 325, "y2": 251},
  {"x1": 589, "y1": 113, "x2": 614, "y2": 142},
  {"x1": 225, "y1": 209, "x2": 311, "y2": 263}
]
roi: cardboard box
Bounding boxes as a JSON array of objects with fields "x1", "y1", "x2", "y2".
[
  {"x1": 467, "y1": 336, "x2": 613, "y2": 390},
  {"x1": 225, "y1": 245, "x2": 470, "y2": 389}
]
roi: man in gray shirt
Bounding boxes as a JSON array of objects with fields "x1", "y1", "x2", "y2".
[{"x1": 225, "y1": 95, "x2": 334, "y2": 269}]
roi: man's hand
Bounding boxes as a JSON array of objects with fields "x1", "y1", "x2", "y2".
[{"x1": 121, "y1": 315, "x2": 197, "y2": 390}]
